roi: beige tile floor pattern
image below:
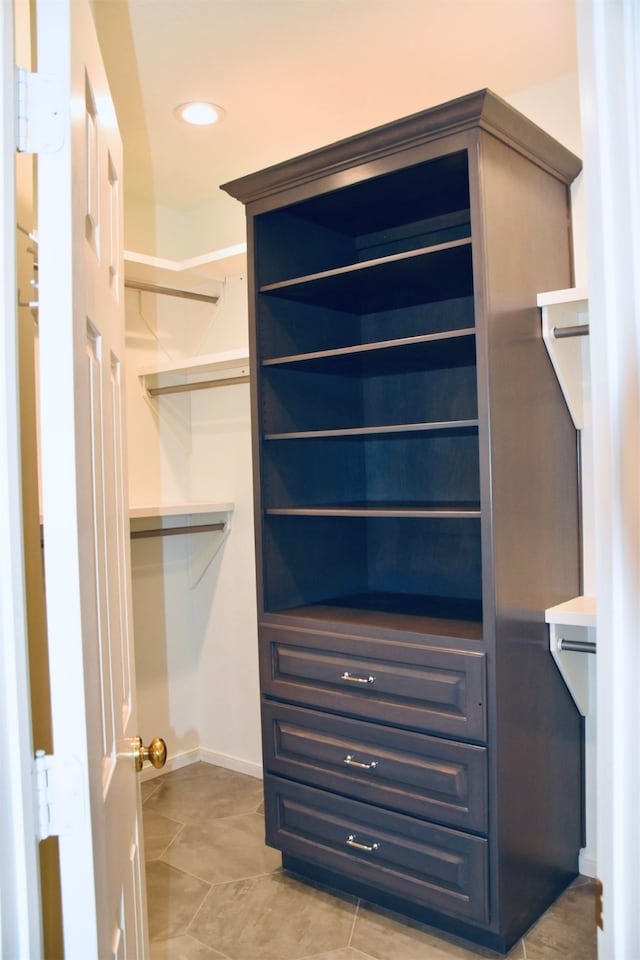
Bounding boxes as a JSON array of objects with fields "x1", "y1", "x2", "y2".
[{"x1": 142, "y1": 763, "x2": 597, "y2": 960}]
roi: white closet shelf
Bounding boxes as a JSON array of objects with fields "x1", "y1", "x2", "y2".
[
  {"x1": 124, "y1": 245, "x2": 246, "y2": 301},
  {"x1": 545, "y1": 594, "x2": 596, "y2": 628},
  {"x1": 138, "y1": 348, "x2": 250, "y2": 397},
  {"x1": 129, "y1": 501, "x2": 234, "y2": 521},
  {"x1": 129, "y1": 503, "x2": 234, "y2": 587},
  {"x1": 545, "y1": 594, "x2": 596, "y2": 717},
  {"x1": 538, "y1": 287, "x2": 589, "y2": 429}
]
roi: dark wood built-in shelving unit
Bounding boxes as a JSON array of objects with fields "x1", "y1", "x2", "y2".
[{"x1": 222, "y1": 89, "x2": 583, "y2": 953}]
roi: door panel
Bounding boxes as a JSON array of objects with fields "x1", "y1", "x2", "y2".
[{"x1": 36, "y1": 0, "x2": 147, "y2": 955}]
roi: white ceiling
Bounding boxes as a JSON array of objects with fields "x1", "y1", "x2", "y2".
[{"x1": 93, "y1": 0, "x2": 578, "y2": 255}]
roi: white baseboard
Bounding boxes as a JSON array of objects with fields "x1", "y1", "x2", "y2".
[
  {"x1": 139, "y1": 748, "x2": 201, "y2": 781},
  {"x1": 198, "y1": 747, "x2": 263, "y2": 780},
  {"x1": 139, "y1": 746, "x2": 263, "y2": 782},
  {"x1": 579, "y1": 849, "x2": 598, "y2": 879}
]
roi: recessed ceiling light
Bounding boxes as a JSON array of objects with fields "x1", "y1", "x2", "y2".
[{"x1": 175, "y1": 102, "x2": 225, "y2": 126}]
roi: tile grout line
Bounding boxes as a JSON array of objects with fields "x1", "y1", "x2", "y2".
[
  {"x1": 154, "y1": 850, "x2": 282, "y2": 889},
  {"x1": 182, "y1": 878, "x2": 215, "y2": 941},
  {"x1": 183, "y1": 929, "x2": 234, "y2": 960},
  {"x1": 144, "y1": 806, "x2": 265, "y2": 826},
  {"x1": 347, "y1": 898, "x2": 361, "y2": 948}
]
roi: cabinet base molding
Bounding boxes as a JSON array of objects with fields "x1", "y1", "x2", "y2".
[{"x1": 281, "y1": 853, "x2": 577, "y2": 956}]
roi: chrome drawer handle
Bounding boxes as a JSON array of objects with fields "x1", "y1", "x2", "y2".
[
  {"x1": 340, "y1": 671, "x2": 376, "y2": 685},
  {"x1": 346, "y1": 833, "x2": 380, "y2": 853},
  {"x1": 343, "y1": 754, "x2": 378, "y2": 770}
]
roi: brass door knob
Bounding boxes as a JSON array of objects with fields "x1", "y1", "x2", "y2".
[{"x1": 134, "y1": 736, "x2": 167, "y2": 773}]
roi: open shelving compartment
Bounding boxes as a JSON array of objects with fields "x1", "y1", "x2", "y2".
[{"x1": 253, "y1": 148, "x2": 483, "y2": 639}]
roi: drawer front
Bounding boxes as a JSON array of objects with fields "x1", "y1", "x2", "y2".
[
  {"x1": 260, "y1": 624, "x2": 486, "y2": 742},
  {"x1": 265, "y1": 775, "x2": 489, "y2": 924},
  {"x1": 263, "y1": 701, "x2": 487, "y2": 833}
]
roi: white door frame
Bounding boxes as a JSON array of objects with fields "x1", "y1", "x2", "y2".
[
  {"x1": 0, "y1": 2, "x2": 43, "y2": 956},
  {"x1": 577, "y1": 1, "x2": 640, "y2": 957}
]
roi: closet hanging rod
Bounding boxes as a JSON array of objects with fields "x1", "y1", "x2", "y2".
[
  {"x1": 552, "y1": 323, "x2": 590, "y2": 340},
  {"x1": 130, "y1": 521, "x2": 226, "y2": 540},
  {"x1": 125, "y1": 278, "x2": 219, "y2": 304},
  {"x1": 17, "y1": 222, "x2": 38, "y2": 242},
  {"x1": 147, "y1": 374, "x2": 250, "y2": 398},
  {"x1": 558, "y1": 637, "x2": 596, "y2": 655}
]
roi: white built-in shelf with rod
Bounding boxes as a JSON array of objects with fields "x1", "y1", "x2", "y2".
[
  {"x1": 129, "y1": 502, "x2": 234, "y2": 586},
  {"x1": 138, "y1": 348, "x2": 250, "y2": 398},
  {"x1": 545, "y1": 595, "x2": 596, "y2": 716},
  {"x1": 540, "y1": 287, "x2": 594, "y2": 715},
  {"x1": 124, "y1": 245, "x2": 246, "y2": 304},
  {"x1": 538, "y1": 287, "x2": 589, "y2": 429}
]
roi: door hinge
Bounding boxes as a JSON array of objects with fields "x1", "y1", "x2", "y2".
[
  {"x1": 15, "y1": 67, "x2": 64, "y2": 154},
  {"x1": 33, "y1": 750, "x2": 84, "y2": 841}
]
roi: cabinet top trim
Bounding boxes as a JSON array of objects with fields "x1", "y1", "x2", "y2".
[{"x1": 221, "y1": 89, "x2": 581, "y2": 207}]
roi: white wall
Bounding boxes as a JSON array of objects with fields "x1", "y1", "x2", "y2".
[
  {"x1": 125, "y1": 272, "x2": 260, "y2": 775},
  {"x1": 190, "y1": 371, "x2": 261, "y2": 774}
]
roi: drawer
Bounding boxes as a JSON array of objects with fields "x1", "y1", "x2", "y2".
[
  {"x1": 263, "y1": 701, "x2": 487, "y2": 833},
  {"x1": 265, "y1": 775, "x2": 489, "y2": 924},
  {"x1": 260, "y1": 624, "x2": 486, "y2": 742}
]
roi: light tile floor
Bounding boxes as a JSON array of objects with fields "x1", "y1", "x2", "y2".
[{"x1": 142, "y1": 763, "x2": 597, "y2": 960}]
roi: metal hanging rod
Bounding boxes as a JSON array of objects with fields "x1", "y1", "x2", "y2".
[
  {"x1": 552, "y1": 324, "x2": 590, "y2": 340},
  {"x1": 17, "y1": 222, "x2": 38, "y2": 243},
  {"x1": 130, "y1": 521, "x2": 226, "y2": 540},
  {"x1": 146, "y1": 374, "x2": 249, "y2": 398},
  {"x1": 558, "y1": 637, "x2": 597, "y2": 654},
  {"x1": 125, "y1": 278, "x2": 219, "y2": 304}
]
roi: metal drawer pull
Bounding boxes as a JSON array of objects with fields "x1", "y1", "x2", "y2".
[
  {"x1": 343, "y1": 754, "x2": 378, "y2": 770},
  {"x1": 346, "y1": 833, "x2": 380, "y2": 853},
  {"x1": 340, "y1": 671, "x2": 376, "y2": 684}
]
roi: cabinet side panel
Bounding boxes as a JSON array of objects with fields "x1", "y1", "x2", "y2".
[{"x1": 476, "y1": 131, "x2": 582, "y2": 939}]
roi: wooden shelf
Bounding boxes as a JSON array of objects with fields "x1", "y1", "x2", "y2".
[
  {"x1": 138, "y1": 348, "x2": 250, "y2": 397},
  {"x1": 263, "y1": 329, "x2": 476, "y2": 376},
  {"x1": 265, "y1": 419, "x2": 479, "y2": 441},
  {"x1": 259, "y1": 240, "x2": 473, "y2": 313},
  {"x1": 538, "y1": 288, "x2": 589, "y2": 429},
  {"x1": 266, "y1": 501, "x2": 481, "y2": 518},
  {"x1": 276, "y1": 593, "x2": 483, "y2": 640}
]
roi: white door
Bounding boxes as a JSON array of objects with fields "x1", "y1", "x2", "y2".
[
  {"x1": 0, "y1": 2, "x2": 43, "y2": 956},
  {"x1": 36, "y1": 0, "x2": 149, "y2": 956}
]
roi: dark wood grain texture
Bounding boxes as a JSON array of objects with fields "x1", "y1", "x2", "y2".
[{"x1": 226, "y1": 89, "x2": 583, "y2": 953}]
